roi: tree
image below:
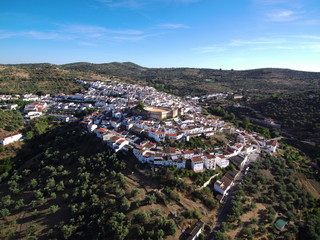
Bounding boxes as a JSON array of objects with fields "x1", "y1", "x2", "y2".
[
  {"x1": 49, "y1": 205, "x2": 59, "y2": 214},
  {"x1": 145, "y1": 193, "x2": 157, "y2": 205},
  {"x1": 107, "y1": 212, "x2": 130, "y2": 240},
  {"x1": 131, "y1": 188, "x2": 140, "y2": 198},
  {"x1": 0, "y1": 208, "x2": 10, "y2": 219},
  {"x1": 155, "y1": 229, "x2": 165, "y2": 240},
  {"x1": 242, "y1": 117, "x2": 250, "y2": 129},
  {"x1": 14, "y1": 199, "x2": 25, "y2": 210},
  {"x1": 213, "y1": 231, "x2": 228, "y2": 240},
  {"x1": 221, "y1": 222, "x2": 232, "y2": 232},
  {"x1": 198, "y1": 233, "x2": 205, "y2": 240},
  {"x1": 134, "y1": 210, "x2": 149, "y2": 224},
  {"x1": 135, "y1": 102, "x2": 145, "y2": 110},
  {"x1": 120, "y1": 197, "x2": 131, "y2": 212},
  {"x1": 26, "y1": 224, "x2": 38, "y2": 237},
  {"x1": 5, "y1": 228, "x2": 15, "y2": 238},
  {"x1": 137, "y1": 226, "x2": 145, "y2": 236},
  {"x1": 185, "y1": 209, "x2": 202, "y2": 220},
  {"x1": 1, "y1": 195, "x2": 14, "y2": 207},
  {"x1": 151, "y1": 208, "x2": 161, "y2": 216},
  {"x1": 29, "y1": 178, "x2": 38, "y2": 190},
  {"x1": 155, "y1": 217, "x2": 177, "y2": 236},
  {"x1": 61, "y1": 224, "x2": 76, "y2": 239}
]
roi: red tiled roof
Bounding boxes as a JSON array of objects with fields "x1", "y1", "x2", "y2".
[
  {"x1": 155, "y1": 131, "x2": 165, "y2": 134},
  {"x1": 0, "y1": 132, "x2": 21, "y2": 139},
  {"x1": 95, "y1": 128, "x2": 108, "y2": 133},
  {"x1": 167, "y1": 134, "x2": 177, "y2": 137},
  {"x1": 192, "y1": 157, "x2": 203, "y2": 163},
  {"x1": 184, "y1": 150, "x2": 194, "y2": 155},
  {"x1": 118, "y1": 139, "x2": 126, "y2": 144}
]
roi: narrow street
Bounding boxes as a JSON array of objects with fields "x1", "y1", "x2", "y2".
[{"x1": 206, "y1": 148, "x2": 261, "y2": 239}]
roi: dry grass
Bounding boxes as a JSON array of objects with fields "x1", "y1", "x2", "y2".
[
  {"x1": 296, "y1": 172, "x2": 320, "y2": 199},
  {"x1": 225, "y1": 201, "x2": 269, "y2": 240},
  {"x1": 0, "y1": 141, "x2": 24, "y2": 161}
]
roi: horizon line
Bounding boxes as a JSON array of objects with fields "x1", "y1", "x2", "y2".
[{"x1": 0, "y1": 61, "x2": 319, "y2": 73}]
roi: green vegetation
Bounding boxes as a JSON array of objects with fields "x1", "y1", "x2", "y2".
[
  {"x1": 250, "y1": 91, "x2": 320, "y2": 142},
  {"x1": 221, "y1": 147, "x2": 320, "y2": 239},
  {"x1": 0, "y1": 65, "x2": 89, "y2": 95},
  {"x1": 135, "y1": 102, "x2": 145, "y2": 110},
  {"x1": 158, "y1": 166, "x2": 218, "y2": 210},
  {"x1": 0, "y1": 123, "x2": 182, "y2": 239},
  {"x1": 62, "y1": 63, "x2": 320, "y2": 96},
  {"x1": 24, "y1": 117, "x2": 52, "y2": 139},
  {"x1": 0, "y1": 109, "x2": 24, "y2": 132},
  {"x1": 2, "y1": 62, "x2": 320, "y2": 97},
  {"x1": 207, "y1": 106, "x2": 271, "y2": 138}
]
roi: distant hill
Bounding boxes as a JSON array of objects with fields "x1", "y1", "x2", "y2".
[
  {"x1": 1, "y1": 62, "x2": 320, "y2": 96},
  {"x1": 0, "y1": 63, "x2": 107, "y2": 95},
  {"x1": 61, "y1": 63, "x2": 320, "y2": 96}
]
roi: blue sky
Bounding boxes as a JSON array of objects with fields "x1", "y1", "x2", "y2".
[{"x1": 1, "y1": 0, "x2": 320, "y2": 71}]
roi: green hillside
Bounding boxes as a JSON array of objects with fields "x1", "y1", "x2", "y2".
[
  {"x1": 1, "y1": 62, "x2": 320, "y2": 96},
  {"x1": 0, "y1": 64, "x2": 105, "y2": 95}
]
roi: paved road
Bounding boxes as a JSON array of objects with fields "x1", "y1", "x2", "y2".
[{"x1": 206, "y1": 148, "x2": 260, "y2": 239}]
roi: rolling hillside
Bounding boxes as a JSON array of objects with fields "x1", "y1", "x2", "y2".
[
  {"x1": 0, "y1": 64, "x2": 107, "y2": 95},
  {"x1": 1, "y1": 62, "x2": 320, "y2": 96},
  {"x1": 62, "y1": 63, "x2": 320, "y2": 96}
]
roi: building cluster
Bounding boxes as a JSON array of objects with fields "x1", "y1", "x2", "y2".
[
  {"x1": 1, "y1": 79, "x2": 279, "y2": 178},
  {"x1": 72, "y1": 80, "x2": 278, "y2": 174}
]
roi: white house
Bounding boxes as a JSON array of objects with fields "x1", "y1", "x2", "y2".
[
  {"x1": 5, "y1": 104, "x2": 18, "y2": 110},
  {"x1": 87, "y1": 124, "x2": 98, "y2": 133},
  {"x1": 0, "y1": 132, "x2": 22, "y2": 146},
  {"x1": 106, "y1": 135, "x2": 129, "y2": 152},
  {"x1": 264, "y1": 140, "x2": 278, "y2": 153},
  {"x1": 224, "y1": 143, "x2": 244, "y2": 158},
  {"x1": 191, "y1": 156, "x2": 205, "y2": 172},
  {"x1": 203, "y1": 154, "x2": 216, "y2": 170},
  {"x1": 215, "y1": 155, "x2": 230, "y2": 168},
  {"x1": 148, "y1": 130, "x2": 166, "y2": 142},
  {"x1": 214, "y1": 171, "x2": 237, "y2": 196},
  {"x1": 182, "y1": 150, "x2": 195, "y2": 159},
  {"x1": 133, "y1": 148, "x2": 155, "y2": 163}
]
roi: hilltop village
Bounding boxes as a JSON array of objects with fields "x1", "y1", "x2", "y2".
[{"x1": 1, "y1": 79, "x2": 279, "y2": 202}]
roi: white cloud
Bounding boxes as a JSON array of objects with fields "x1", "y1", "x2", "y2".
[
  {"x1": 193, "y1": 37, "x2": 291, "y2": 53},
  {"x1": 0, "y1": 22, "x2": 178, "y2": 45},
  {"x1": 158, "y1": 23, "x2": 190, "y2": 29},
  {"x1": 0, "y1": 31, "x2": 15, "y2": 39},
  {"x1": 297, "y1": 35, "x2": 320, "y2": 40},
  {"x1": 267, "y1": 9, "x2": 302, "y2": 22},
  {"x1": 23, "y1": 31, "x2": 65, "y2": 40},
  {"x1": 78, "y1": 41, "x2": 97, "y2": 46},
  {"x1": 62, "y1": 24, "x2": 143, "y2": 36},
  {"x1": 230, "y1": 38, "x2": 285, "y2": 46}
]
